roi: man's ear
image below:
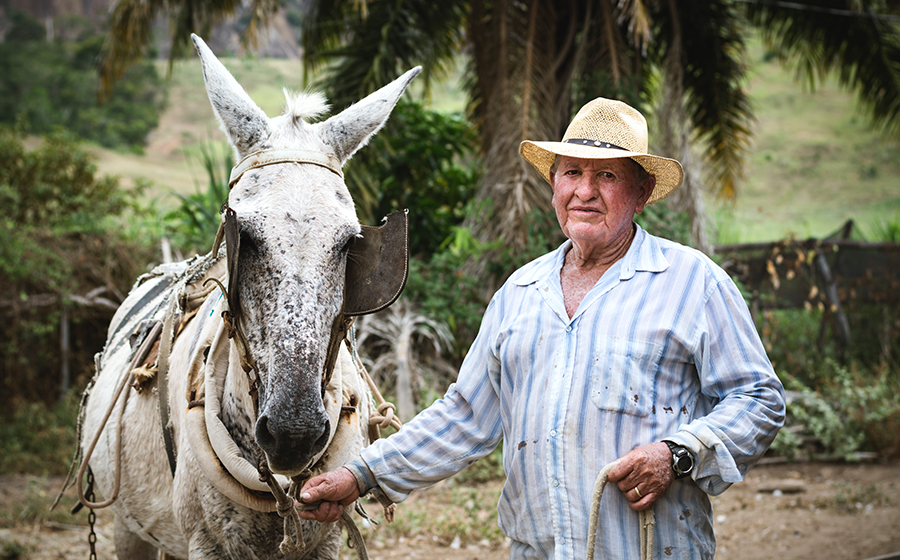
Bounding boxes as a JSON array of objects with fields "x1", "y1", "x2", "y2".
[
  {"x1": 634, "y1": 175, "x2": 655, "y2": 215},
  {"x1": 548, "y1": 172, "x2": 558, "y2": 208}
]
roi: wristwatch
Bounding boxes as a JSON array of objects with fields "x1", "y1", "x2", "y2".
[{"x1": 662, "y1": 440, "x2": 694, "y2": 479}]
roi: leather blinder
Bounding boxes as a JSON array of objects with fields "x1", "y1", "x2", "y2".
[{"x1": 344, "y1": 210, "x2": 410, "y2": 316}]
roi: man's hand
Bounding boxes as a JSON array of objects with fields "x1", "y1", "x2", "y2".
[
  {"x1": 607, "y1": 442, "x2": 675, "y2": 512},
  {"x1": 296, "y1": 467, "x2": 361, "y2": 523}
]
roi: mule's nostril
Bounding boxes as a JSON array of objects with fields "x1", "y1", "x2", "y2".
[
  {"x1": 312, "y1": 418, "x2": 331, "y2": 454},
  {"x1": 255, "y1": 415, "x2": 277, "y2": 453}
]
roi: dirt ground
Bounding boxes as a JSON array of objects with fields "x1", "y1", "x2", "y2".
[{"x1": 2, "y1": 460, "x2": 898, "y2": 560}]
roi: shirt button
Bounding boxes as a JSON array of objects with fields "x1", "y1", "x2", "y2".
[
  {"x1": 566, "y1": 326, "x2": 572, "y2": 332},
  {"x1": 553, "y1": 479, "x2": 560, "y2": 487},
  {"x1": 550, "y1": 430, "x2": 557, "y2": 437},
  {"x1": 560, "y1": 537, "x2": 566, "y2": 545}
]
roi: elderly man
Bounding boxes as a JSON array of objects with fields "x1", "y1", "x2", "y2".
[{"x1": 299, "y1": 97, "x2": 785, "y2": 559}]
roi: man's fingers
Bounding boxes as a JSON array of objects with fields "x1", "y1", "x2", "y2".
[
  {"x1": 297, "y1": 467, "x2": 361, "y2": 523},
  {"x1": 629, "y1": 491, "x2": 656, "y2": 512},
  {"x1": 607, "y1": 460, "x2": 633, "y2": 483},
  {"x1": 300, "y1": 467, "x2": 360, "y2": 504},
  {"x1": 297, "y1": 500, "x2": 344, "y2": 523},
  {"x1": 299, "y1": 473, "x2": 331, "y2": 503}
]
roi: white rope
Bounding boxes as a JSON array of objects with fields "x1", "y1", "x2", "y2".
[{"x1": 586, "y1": 460, "x2": 655, "y2": 560}]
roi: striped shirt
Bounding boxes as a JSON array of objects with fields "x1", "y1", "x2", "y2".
[{"x1": 348, "y1": 224, "x2": 785, "y2": 559}]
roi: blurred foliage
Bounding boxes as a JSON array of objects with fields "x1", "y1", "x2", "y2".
[
  {"x1": 166, "y1": 142, "x2": 232, "y2": 254},
  {"x1": 771, "y1": 360, "x2": 900, "y2": 461},
  {"x1": 344, "y1": 100, "x2": 479, "y2": 257},
  {"x1": 760, "y1": 302, "x2": 900, "y2": 378},
  {"x1": 366, "y1": 477, "x2": 504, "y2": 547},
  {"x1": 0, "y1": 391, "x2": 81, "y2": 477},
  {"x1": 0, "y1": 11, "x2": 166, "y2": 151},
  {"x1": 404, "y1": 225, "x2": 490, "y2": 361},
  {"x1": 867, "y1": 214, "x2": 900, "y2": 242},
  {"x1": 635, "y1": 199, "x2": 694, "y2": 248},
  {"x1": 0, "y1": 127, "x2": 161, "y2": 409}
]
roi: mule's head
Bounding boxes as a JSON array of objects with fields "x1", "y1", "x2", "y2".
[{"x1": 193, "y1": 35, "x2": 418, "y2": 476}]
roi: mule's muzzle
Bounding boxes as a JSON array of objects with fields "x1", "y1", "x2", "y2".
[{"x1": 255, "y1": 409, "x2": 331, "y2": 476}]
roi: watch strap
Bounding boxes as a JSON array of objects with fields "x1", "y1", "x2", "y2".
[{"x1": 662, "y1": 440, "x2": 694, "y2": 479}]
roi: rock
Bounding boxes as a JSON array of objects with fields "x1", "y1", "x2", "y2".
[{"x1": 756, "y1": 479, "x2": 807, "y2": 494}]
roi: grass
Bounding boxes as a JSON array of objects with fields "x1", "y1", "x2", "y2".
[
  {"x1": 358, "y1": 477, "x2": 505, "y2": 548},
  {"x1": 0, "y1": 476, "x2": 83, "y2": 529},
  {"x1": 719, "y1": 40, "x2": 900, "y2": 243},
  {"x1": 814, "y1": 482, "x2": 891, "y2": 515}
]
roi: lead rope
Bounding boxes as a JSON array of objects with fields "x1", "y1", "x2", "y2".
[
  {"x1": 586, "y1": 461, "x2": 654, "y2": 560},
  {"x1": 349, "y1": 325, "x2": 401, "y2": 432},
  {"x1": 76, "y1": 320, "x2": 164, "y2": 509}
]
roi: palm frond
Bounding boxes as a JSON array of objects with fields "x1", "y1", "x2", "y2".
[
  {"x1": 653, "y1": 0, "x2": 753, "y2": 199},
  {"x1": 354, "y1": 299, "x2": 454, "y2": 420},
  {"x1": 304, "y1": 0, "x2": 468, "y2": 108},
  {"x1": 100, "y1": 0, "x2": 277, "y2": 99},
  {"x1": 745, "y1": 0, "x2": 900, "y2": 137}
]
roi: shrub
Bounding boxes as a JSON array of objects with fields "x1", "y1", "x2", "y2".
[
  {"x1": 166, "y1": 142, "x2": 232, "y2": 255},
  {"x1": 0, "y1": 127, "x2": 160, "y2": 410},
  {"x1": 0, "y1": 392, "x2": 80, "y2": 476},
  {"x1": 0, "y1": 12, "x2": 166, "y2": 151},
  {"x1": 772, "y1": 360, "x2": 900, "y2": 460},
  {"x1": 343, "y1": 100, "x2": 480, "y2": 256}
]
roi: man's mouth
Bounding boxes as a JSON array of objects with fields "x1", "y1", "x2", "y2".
[{"x1": 570, "y1": 206, "x2": 602, "y2": 214}]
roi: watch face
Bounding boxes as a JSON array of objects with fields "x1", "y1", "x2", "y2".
[{"x1": 675, "y1": 455, "x2": 692, "y2": 472}]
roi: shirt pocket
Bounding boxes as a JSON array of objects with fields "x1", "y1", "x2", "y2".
[{"x1": 590, "y1": 337, "x2": 664, "y2": 417}]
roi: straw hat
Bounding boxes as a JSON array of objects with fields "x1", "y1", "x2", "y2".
[{"x1": 519, "y1": 97, "x2": 684, "y2": 204}]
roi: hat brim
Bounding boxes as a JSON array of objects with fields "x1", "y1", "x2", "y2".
[{"x1": 520, "y1": 140, "x2": 684, "y2": 205}]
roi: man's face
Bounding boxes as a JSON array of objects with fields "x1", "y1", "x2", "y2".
[{"x1": 550, "y1": 156, "x2": 654, "y2": 254}]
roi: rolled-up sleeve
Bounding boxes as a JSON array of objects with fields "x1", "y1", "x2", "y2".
[{"x1": 669, "y1": 276, "x2": 786, "y2": 495}]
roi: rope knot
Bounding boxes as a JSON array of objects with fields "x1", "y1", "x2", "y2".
[
  {"x1": 373, "y1": 402, "x2": 399, "y2": 429},
  {"x1": 276, "y1": 498, "x2": 295, "y2": 518}
]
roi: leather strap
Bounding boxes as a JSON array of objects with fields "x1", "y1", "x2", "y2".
[
  {"x1": 229, "y1": 149, "x2": 343, "y2": 188},
  {"x1": 157, "y1": 296, "x2": 180, "y2": 476}
]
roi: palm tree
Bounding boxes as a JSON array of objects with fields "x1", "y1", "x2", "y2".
[
  {"x1": 100, "y1": 0, "x2": 900, "y2": 255},
  {"x1": 353, "y1": 299, "x2": 455, "y2": 421}
]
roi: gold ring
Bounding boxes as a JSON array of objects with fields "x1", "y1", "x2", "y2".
[{"x1": 634, "y1": 486, "x2": 643, "y2": 499}]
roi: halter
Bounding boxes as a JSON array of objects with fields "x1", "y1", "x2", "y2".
[{"x1": 229, "y1": 148, "x2": 344, "y2": 188}]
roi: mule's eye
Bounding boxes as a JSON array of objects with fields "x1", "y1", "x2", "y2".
[
  {"x1": 240, "y1": 230, "x2": 259, "y2": 254},
  {"x1": 340, "y1": 233, "x2": 361, "y2": 254}
]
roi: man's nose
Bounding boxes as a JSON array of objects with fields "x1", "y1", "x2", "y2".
[{"x1": 574, "y1": 176, "x2": 598, "y2": 199}]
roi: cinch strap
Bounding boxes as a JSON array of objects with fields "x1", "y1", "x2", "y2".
[{"x1": 229, "y1": 149, "x2": 343, "y2": 188}]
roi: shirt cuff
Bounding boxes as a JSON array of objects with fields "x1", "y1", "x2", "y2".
[{"x1": 345, "y1": 458, "x2": 378, "y2": 496}]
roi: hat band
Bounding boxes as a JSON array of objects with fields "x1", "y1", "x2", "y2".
[{"x1": 563, "y1": 138, "x2": 627, "y2": 150}]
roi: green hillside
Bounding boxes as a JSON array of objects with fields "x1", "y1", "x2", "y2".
[
  {"x1": 722, "y1": 44, "x2": 900, "y2": 243},
  {"x1": 89, "y1": 47, "x2": 899, "y2": 245}
]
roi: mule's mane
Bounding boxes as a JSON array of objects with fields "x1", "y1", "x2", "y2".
[{"x1": 282, "y1": 89, "x2": 330, "y2": 122}]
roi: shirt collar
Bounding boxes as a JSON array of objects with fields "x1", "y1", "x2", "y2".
[
  {"x1": 510, "y1": 223, "x2": 669, "y2": 287},
  {"x1": 618, "y1": 223, "x2": 669, "y2": 280}
]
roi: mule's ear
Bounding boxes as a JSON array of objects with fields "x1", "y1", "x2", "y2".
[
  {"x1": 192, "y1": 34, "x2": 270, "y2": 159},
  {"x1": 317, "y1": 67, "x2": 421, "y2": 165}
]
